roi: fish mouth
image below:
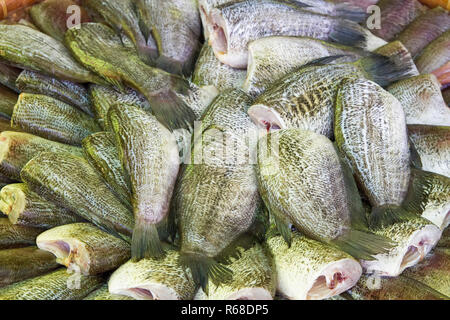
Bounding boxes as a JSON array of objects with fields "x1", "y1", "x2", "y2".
[
  {"x1": 361, "y1": 224, "x2": 442, "y2": 276},
  {"x1": 248, "y1": 104, "x2": 285, "y2": 132},
  {"x1": 110, "y1": 283, "x2": 180, "y2": 300},
  {"x1": 0, "y1": 184, "x2": 26, "y2": 224},
  {"x1": 243, "y1": 42, "x2": 259, "y2": 96},
  {"x1": 305, "y1": 258, "x2": 362, "y2": 300},
  {"x1": 37, "y1": 239, "x2": 91, "y2": 275},
  {"x1": 226, "y1": 288, "x2": 273, "y2": 300}
]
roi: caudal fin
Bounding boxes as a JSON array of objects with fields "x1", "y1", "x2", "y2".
[
  {"x1": 331, "y1": 229, "x2": 394, "y2": 260},
  {"x1": 179, "y1": 252, "x2": 232, "y2": 292},
  {"x1": 329, "y1": 20, "x2": 366, "y2": 48},
  {"x1": 369, "y1": 205, "x2": 418, "y2": 230},
  {"x1": 334, "y1": 3, "x2": 367, "y2": 22},
  {"x1": 131, "y1": 221, "x2": 165, "y2": 260}
]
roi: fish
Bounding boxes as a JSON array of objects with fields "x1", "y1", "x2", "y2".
[
  {"x1": 347, "y1": 274, "x2": 448, "y2": 300},
  {"x1": 0, "y1": 268, "x2": 103, "y2": 300},
  {"x1": 244, "y1": 36, "x2": 368, "y2": 97},
  {"x1": 415, "y1": 30, "x2": 450, "y2": 75},
  {"x1": 193, "y1": 43, "x2": 247, "y2": 92},
  {"x1": 329, "y1": 0, "x2": 379, "y2": 10},
  {"x1": 84, "y1": 284, "x2": 134, "y2": 300},
  {"x1": 0, "y1": 183, "x2": 83, "y2": 229},
  {"x1": 0, "y1": 173, "x2": 16, "y2": 189},
  {"x1": 136, "y1": 0, "x2": 201, "y2": 75},
  {"x1": 0, "y1": 25, "x2": 104, "y2": 84},
  {"x1": 108, "y1": 248, "x2": 196, "y2": 300},
  {"x1": 195, "y1": 242, "x2": 275, "y2": 300},
  {"x1": 432, "y1": 61, "x2": 450, "y2": 87},
  {"x1": 0, "y1": 246, "x2": 59, "y2": 288},
  {"x1": 288, "y1": 0, "x2": 367, "y2": 22},
  {"x1": 265, "y1": 229, "x2": 362, "y2": 300},
  {"x1": 88, "y1": 85, "x2": 152, "y2": 131},
  {"x1": 11, "y1": 93, "x2": 101, "y2": 146},
  {"x1": 437, "y1": 228, "x2": 450, "y2": 248},
  {"x1": 65, "y1": 23, "x2": 198, "y2": 131},
  {"x1": 82, "y1": 132, "x2": 132, "y2": 209},
  {"x1": 0, "y1": 131, "x2": 84, "y2": 181},
  {"x1": 207, "y1": 0, "x2": 386, "y2": 68},
  {"x1": 248, "y1": 55, "x2": 415, "y2": 138},
  {"x1": 0, "y1": 84, "x2": 17, "y2": 119},
  {"x1": 257, "y1": 128, "x2": 392, "y2": 260},
  {"x1": 387, "y1": 74, "x2": 450, "y2": 126},
  {"x1": 374, "y1": 40, "x2": 420, "y2": 76},
  {"x1": 334, "y1": 78, "x2": 420, "y2": 228},
  {"x1": 29, "y1": 0, "x2": 91, "y2": 42},
  {"x1": 15, "y1": 70, "x2": 94, "y2": 116},
  {"x1": 0, "y1": 118, "x2": 16, "y2": 133},
  {"x1": 20, "y1": 152, "x2": 134, "y2": 239},
  {"x1": 174, "y1": 89, "x2": 261, "y2": 289},
  {"x1": 370, "y1": 0, "x2": 428, "y2": 41},
  {"x1": 108, "y1": 104, "x2": 180, "y2": 259},
  {"x1": 37, "y1": 223, "x2": 131, "y2": 275},
  {"x1": 0, "y1": 217, "x2": 44, "y2": 249},
  {"x1": 0, "y1": 62, "x2": 21, "y2": 92},
  {"x1": 395, "y1": 7, "x2": 450, "y2": 58},
  {"x1": 408, "y1": 124, "x2": 450, "y2": 178},
  {"x1": 402, "y1": 247, "x2": 450, "y2": 297},
  {"x1": 198, "y1": 0, "x2": 236, "y2": 39},
  {"x1": 403, "y1": 169, "x2": 450, "y2": 230},
  {"x1": 444, "y1": 88, "x2": 450, "y2": 106},
  {"x1": 360, "y1": 217, "x2": 442, "y2": 277},
  {"x1": 82, "y1": 0, "x2": 156, "y2": 65}
]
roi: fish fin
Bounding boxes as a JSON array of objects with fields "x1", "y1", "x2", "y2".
[
  {"x1": 179, "y1": 252, "x2": 232, "y2": 292},
  {"x1": 283, "y1": 0, "x2": 312, "y2": 9},
  {"x1": 156, "y1": 55, "x2": 184, "y2": 76},
  {"x1": 409, "y1": 137, "x2": 423, "y2": 169},
  {"x1": 358, "y1": 53, "x2": 416, "y2": 87},
  {"x1": 270, "y1": 206, "x2": 292, "y2": 247},
  {"x1": 334, "y1": 3, "x2": 367, "y2": 23},
  {"x1": 369, "y1": 205, "x2": 418, "y2": 230},
  {"x1": 329, "y1": 20, "x2": 366, "y2": 48},
  {"x1": 302, "y1": 55, "x2": 348, "y2": 68},
  {"x1": 216, "y1": 233, "x2": 259, "y2": 265},
  {"x1": 331, "y1": 229, "x2": 395, "y2": 260},
  {"x1": 131, "y1": 221, "x2": 165, "y2": 260}
]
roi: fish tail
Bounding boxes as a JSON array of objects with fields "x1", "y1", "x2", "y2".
[
  {"x1": 331, "y1": 229, "x2": 395, "y2": 260},
  {"x1": 334, "y1": 3, "x2": 367, "y2": 22},
  {"x1": 131, "y1": 220, "x2": 165, "y2": 260},
  {"x1": 359, "y1": 53, "x2": 417, "y2": 87},
  {"x1": 178, "y1": 252, "x2": 233, "y2": 292},
  {"x1": 369, "y1": 205, "x2": 418, "y2": 230},
  {"x1": 329, "y1": 20, "x2": 367, "y2": 49},
  {"x1": 156, "y1": 55, "x2": 184, "y2": 76}
]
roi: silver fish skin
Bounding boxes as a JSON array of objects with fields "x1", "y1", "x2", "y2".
[
  {"x1": 289, "y1": 0, "x2": 367, "y2": 22},
  {"x1": 244, "y1": 36, "x2": 368, "y2": 97},
  {"x1": 198, "y1": 0, "x2": 237, "y2": 39},
  {"x1": 388, "y1": 74, "x2": 450, "y2": 126},
  {"x1": 137, "y1": 0, "x2": 201, "y2": 76},
  {"x1": 207, "y1": 0, "x2": 385, "y2": 68},
  {"x1": 193, "y1": 43, "x2": 246, "y2": 92}
]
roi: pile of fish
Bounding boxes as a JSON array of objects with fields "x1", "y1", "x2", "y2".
[{"x1": 0, "y1": 0, "x2": 448, "y2": 300}]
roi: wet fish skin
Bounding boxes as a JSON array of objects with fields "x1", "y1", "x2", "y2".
[
  {"x1": 0, "y1": 62, "x2": 21, "y2": 92},
  {"x1": 374, "y1": 40, "x2": 420, "y2": 76},
  {"x1": 408, "y1": 124, "x2": 450, "y2": 178},
  {"x1": 29, "y1": 0, "x2": 91, "y2": 42},
  {"x1": 193, "y1": 43, "x2": 246, "y2": 92},
  {"x1": 108, "y1": 248, "x2": 196, "y2": 300},
  {"x1": 37, "y1": 223, "x2": 131, "y2": 275},
  {"x1": 265, "y1": 230, "x2": 362, "y2": 300},
  {"x1": 0, "y1": 217, "x2": 44, "y2": 249},
  {"x1": 244, "y1": 36, "x2": 368, "y2": 97},
  {"x1": 415, "y1": 30, "x2": 450, "y2": 74},
  {"x1": 137, "y1": 0, "x2": 201, "y2": 76},
  {"x1": 289, "y1": 0, "x2": 367, "y2": 22},
  {"x1": 395, "y1": 7, "x2": 450, "y2": 58},
  {"x1": 0, "y1": 268, "x2": 104, "y2": 300},
  {"x1": 108, "y1": 104, "x2": 180, "y2": 259},
  {"x1": 388, "y1": 74, "x2": 450, "y2": 126},
  {"x1": 0, "y1": 25, "x2": 104, "y2": 84},
  {"x1": 198, "y1": 0, "x2": 236, "y2": 39},
  {"x1": 82, "y1": 132, "x2": 132, "y2": 210},
  {"x1": 207, "y1": 0, "x2": 385, "y2": 68},
  {"x1": 0, "y1": 131, "x2": 84, "y2": 181},
  {"x1": 370, "y1": 0, "x2": 428, "y2": 41},
  {"x1": 11, "y1": 93, "x2": 101, "y2": 146},
  {"x1": 16, "y1": 70, "x2": 93, "y2": 116},
  {"x1": 0, "y1": 246, "x2": 59, "y2": 288},
  {"x1": 84, "y1": 284, "x2": 134, "y2": 300},
  {"x1": 20, "y1": 152, "x2": 134, "y2": 238},
  {"x1": 0, "y1": 85, "x2": 17, "y2": 119},
  {"x1": 65, "y1": 23, "x2": 197, "y2": 131},
  {"x1": 0, "y1": 183, "x2": 83, "y2": 229}
]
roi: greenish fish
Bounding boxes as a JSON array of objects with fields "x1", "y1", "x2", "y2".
[
  {"x1": 0, "y1": 84, "x2": 17, "y2": 119},
  {"x1": 437, "y1": 228, "x2": 450, "y2": 248},
  {"x1": 0, "y1": 183, "x2": 83, "y2": 229},
  {"x1": 11, "y1": 93, "x2": 101, "y2": 146},
  {"x1": 20, "y1": 152, "x2": 134, "y2": 239},
  {"x1": 0, "y1": 217, "x2": 44, "y2": 249},
  {"x1": 84, "y1": 284, "x2": 134, "y2": 300},
  {"x1": 0, "y1": 62, "x2": 21, "y2": 92},
  {"x1": 415, "y1": 30, "x2": 450, "y2": 75},
  {"x1": 37, "y1": 223, "x2": 131, "y2": 275},
  {"x1": 374, "y1": 40, "x2": 420, "y2": 76},
  {"x1": 0, "y1": 268, "x2": 103, "y2": 300},
  {"x1": 0, "y1": 246, "x2": 59, "y2": 288},
  {"x1": 0, "y1": 25, "x2": 104, "y2": 84},
  {"x1": 15, "y1": 70, "x2": 93, "y2": 116}
]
